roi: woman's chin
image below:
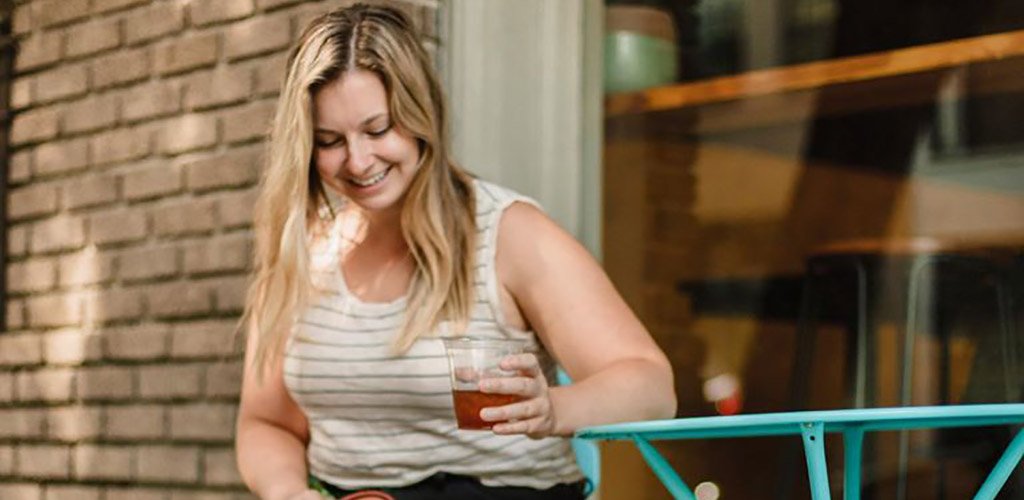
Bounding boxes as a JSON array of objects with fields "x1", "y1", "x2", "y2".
[
  {"x1": 334, "y1": 169, "x2": 412, "y2": 217},
  {"x1": 348, "y1": 189, "x2": 401, "y2": 215}
]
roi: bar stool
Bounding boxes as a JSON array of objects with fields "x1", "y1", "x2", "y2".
[{"x1": 786, "y1": 237, "x2": 1021, "y2": 499}]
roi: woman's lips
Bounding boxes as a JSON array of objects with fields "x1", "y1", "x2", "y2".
[{"x1": 347, "y1": 165, "x2": 392, "y2": 188}]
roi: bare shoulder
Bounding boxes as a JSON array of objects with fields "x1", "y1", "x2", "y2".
[
  {"x1": 492, "y1": 200, "x2": 667, "y2": 385},
  {"x1": 495, "y1": 201, "x2": 594, "y2": 292},
  {"x1": 497, "y1": 201, "x2": 562, "y2": 242}
]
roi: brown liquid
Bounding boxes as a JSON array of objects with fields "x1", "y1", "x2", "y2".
[{"x1": 452, "y1": 390, "x2": 524, "y2": 430}]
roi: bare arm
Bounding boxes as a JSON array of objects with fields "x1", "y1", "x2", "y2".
[
  {"x1": 236, "y1": 328, "x2": 318, "y2": 500},
  {"x1": 490, "y1": 203, "x2": 676, "y2": 436}
]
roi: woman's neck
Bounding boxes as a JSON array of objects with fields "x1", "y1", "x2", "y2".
[
  {"x1": 347, "y1": 203, "x2": 407, "y2": 255},
  {"x1": 336, "y1": 206, "x2": 413, "y2": 303}
]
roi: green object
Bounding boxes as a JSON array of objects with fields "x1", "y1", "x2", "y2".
[
  {"x1": 308, "y1": 475, "x2": 333, "y2": 498},
  {"x1": 557, "y1": 368, "x2": 600, "y2": 497},
  {"x1": 577, "y1": 404, "x2": 1024, "y2": 500},
  {"x1": 603, "y1": 31, "x2": 678, "y2": 94}
]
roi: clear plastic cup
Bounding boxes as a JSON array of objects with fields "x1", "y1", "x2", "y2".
[{"x1": 441, "y1": 337, "x2": 528, "y2": 430}]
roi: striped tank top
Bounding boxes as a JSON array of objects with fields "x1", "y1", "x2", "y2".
[{"x1": 284, "y1": 179, "x2": 584, "y2": 489}]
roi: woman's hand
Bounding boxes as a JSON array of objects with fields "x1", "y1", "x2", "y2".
[{"x1": 479, "y1": 353, "x2": 558, "y2": 438}]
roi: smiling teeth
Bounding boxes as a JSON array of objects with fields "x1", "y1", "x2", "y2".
[{"x1": 351, "y1": 168, "x2": 388, "y2": 187}]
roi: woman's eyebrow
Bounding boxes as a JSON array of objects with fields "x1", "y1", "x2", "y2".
[
  {"x1": 314, "y1": 113, "x2": 388, "y2": 134},
  {"x1": 361, "y1": 113, "x2": 388, "y2": 126}
]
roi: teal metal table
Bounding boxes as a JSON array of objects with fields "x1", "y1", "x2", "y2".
[{"x1": 576, "y1": 404, "x2": 1024, "y2": 500}]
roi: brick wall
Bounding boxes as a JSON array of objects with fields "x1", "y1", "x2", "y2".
[{"x1": 3, "y1": 1, "x2": 442, "y2": 498}]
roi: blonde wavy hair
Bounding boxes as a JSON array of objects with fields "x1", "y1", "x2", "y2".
[{"x1": 243, "y1": 3, "x2": 476, "y2": 378}]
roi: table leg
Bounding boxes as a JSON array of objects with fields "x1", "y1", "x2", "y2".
[
  {"x1": 898, "y1": 257, "x2": 929, "y2": 500},
  {"x1": 844, "y1": 427, "x2": 864, "y2": 500},
  {"x1": 631, "y1": 434, "x2": 698, "y2": 500},
  {"x1": 853, "y1": 262, "x2": 869, "y2": 409},
  {"x1": 801, "y1": 422, "x2": 832, "y2": 500},
  {"x1": 972, "y1": 427, "x2": 1024, "y2": 500}
]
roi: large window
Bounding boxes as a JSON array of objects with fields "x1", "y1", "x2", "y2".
[{"x1": 602, "y1": 1, "x2": 1024, "y2": 498}]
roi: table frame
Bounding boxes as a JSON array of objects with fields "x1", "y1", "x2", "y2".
[{"x1": 576, "y1": 404, "x2": 1024, "y2": 500}]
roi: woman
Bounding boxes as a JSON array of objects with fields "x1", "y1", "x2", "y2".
[{"x1": 234, "y1": 4, "x2": 676, "y2": 500}]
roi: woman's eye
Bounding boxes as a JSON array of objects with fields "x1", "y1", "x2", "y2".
[
  {"x1": 368, "y1": 124, "x2": 392, "y2": 137},
  {"x1": 315, "y1": 137, "x2": 342, "y2": 148}
]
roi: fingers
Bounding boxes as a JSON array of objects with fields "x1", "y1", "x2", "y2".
[
  {"x1": 488, "y1": 398, "x2": 554, "y2": 439},
  {"x1": 491, "y1": 416, "x2": 551, "y2": 439},
  {"x1": 474, "y1": 352, "x2": 556, "y2": 438},
  {"x1": 498, "y1": 352, "x2": 541, "y2": 375},
  {"x1": 454, "y1": 354, "x2": 537, "y2": 385},
  {"x1": 480, "y1": 353, "x2": 544, "y2": 396},
  {"x1": 453, "y1": 366, "x2": 477, "y2": 383},
  {"x1": 478, "y1": 375, "x2": 536, "y2": 397},
  {"x1": 479, "y1": 396, "x2": 546, "y2": 423},
  {"x1": 478, "y1": 389, "x2": 555, "y2": 439}
]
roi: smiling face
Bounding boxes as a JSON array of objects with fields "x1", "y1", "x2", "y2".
[{"x1": 313, "y1": 69, "x2": 421, "y2": 217}]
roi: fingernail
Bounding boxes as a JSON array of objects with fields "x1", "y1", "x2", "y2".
[{"x1": 480, "y1": 409, "x2": 495, "y2": 420}]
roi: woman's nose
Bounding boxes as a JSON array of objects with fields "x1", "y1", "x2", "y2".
[{"x1": 345, "y1": 139, "x2": 374, "y2": 174}]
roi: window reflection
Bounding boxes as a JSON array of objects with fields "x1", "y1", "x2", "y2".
[{"x1": 602, "y1": 0, "x2": 1024, "y2": 498}]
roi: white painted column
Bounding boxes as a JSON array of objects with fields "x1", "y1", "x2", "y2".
[{"x1": 444, "y1": 0, "x2": 603, "y2": 256}]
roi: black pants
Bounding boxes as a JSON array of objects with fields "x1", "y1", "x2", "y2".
[{"x1": 311, "y1": 472, "x2": 588, "y2": 500}]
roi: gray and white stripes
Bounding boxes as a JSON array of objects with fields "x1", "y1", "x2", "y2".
[{"x1": 284, "y1": 180, "x2": 583, "y2": 489}]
